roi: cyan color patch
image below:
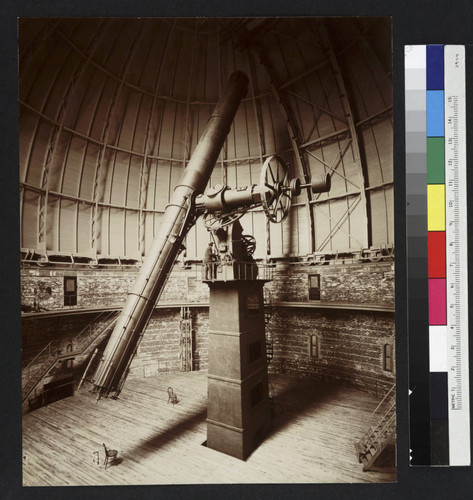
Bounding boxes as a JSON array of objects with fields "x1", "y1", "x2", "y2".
[{"x1": 427, "y1": 91, "x2": 444, "y2": 136}]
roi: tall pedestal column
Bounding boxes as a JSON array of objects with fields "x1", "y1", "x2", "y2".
[{"x1": 206, "y1": 279, "x2": 270, "y2": 460}]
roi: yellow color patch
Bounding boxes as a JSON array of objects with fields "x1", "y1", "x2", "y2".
[{"x1": 427, "y1": 184, "x2": 445, "y2": 231}]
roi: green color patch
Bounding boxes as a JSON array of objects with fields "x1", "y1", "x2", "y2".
[{"x1": 427, "y1": 137, "x2": 445, "y2": 184}]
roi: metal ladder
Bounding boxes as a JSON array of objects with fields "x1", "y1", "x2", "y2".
[{"x1": 180, "y1": 306, "x2": 193, "y2": 372}]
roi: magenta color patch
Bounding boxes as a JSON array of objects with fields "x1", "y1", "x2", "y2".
[{"x1": 429, "y1": 278, "x2": 446, "y2": 325}]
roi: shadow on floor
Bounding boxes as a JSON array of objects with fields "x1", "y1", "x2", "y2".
[
  {"x1": 110, "y1": 374, "x2": 395, "y2": 475},
  {"x1": 126, "y1": 404, "x2": 208, "y2": 459}
]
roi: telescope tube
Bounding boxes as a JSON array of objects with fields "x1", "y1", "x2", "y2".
[{"x1": 92, "y1": 71, "x2": 249, "y2": 397}]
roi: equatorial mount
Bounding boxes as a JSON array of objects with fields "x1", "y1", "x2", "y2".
[{"x1": 196, "y1": 155, "x2": 331, "y2": 231}]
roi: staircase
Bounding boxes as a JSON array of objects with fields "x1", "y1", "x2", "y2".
[
  {"x1": 355, "y1": 384, "x2": 396, "y2": 471},
  {"x1": 22, "y1": 310, "x2": 118, "y2": 403}
]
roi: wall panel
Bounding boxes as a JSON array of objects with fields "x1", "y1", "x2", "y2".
[
  {"x1": 108, "y1": 207, "x2": 125, "y2": 255},
  {"x1": 125, "y1": 210, "x2": 138, "y2": 257},
  {"x1": 61, "y1": 136, "x2": 86, "y2": 196},
  {"x1": 77, "y1": 204, "x2": 92, "y2": 254},
  {"x1": 21, "y1": 190, "x2": 39, "y2": 248}
]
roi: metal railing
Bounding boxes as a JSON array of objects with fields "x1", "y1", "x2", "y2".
[
  {"x1": 71, "y1": 310, "x2": 117, "y2": 352},
  {"x1": 355, "y1": 382, "x2": 396, "y2": 464},
  {"x1": 22, "y1": 311, "x2": 118, "y2": 401},
  {"x1": 369, "y1": 383, "x2": 395, "y2": 428},
  {"x1": 198, "y1": 260, "x2": 274, "y2": 282}
]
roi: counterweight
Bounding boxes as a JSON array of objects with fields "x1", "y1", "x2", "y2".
[{"x1": 92, "y1": 71, "x2": 249, "y2": 398}]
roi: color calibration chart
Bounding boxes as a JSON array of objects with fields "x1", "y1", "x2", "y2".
[{"x1": 406, "y1": 45, "x2": 469, "y2": 466}]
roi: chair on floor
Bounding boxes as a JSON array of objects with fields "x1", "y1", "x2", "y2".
[
  {"x1": 167, "y1": 387, "x2": 178, "y2": 405},
  {"x1": 103, "y1": 443, "x2": 118, "y2": 470}
]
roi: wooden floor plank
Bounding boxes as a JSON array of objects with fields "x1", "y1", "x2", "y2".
[{"x1": 23, "y1": 371, "x2": 396, "y2": 485}]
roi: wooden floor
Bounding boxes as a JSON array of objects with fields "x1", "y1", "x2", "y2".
[{"x1": 22, "y1": 371, "x2": 396, "y2": 485}]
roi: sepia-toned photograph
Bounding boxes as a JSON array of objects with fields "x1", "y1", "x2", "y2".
[{"x1": 19, "y1": 17, "x2": 395, "y2": 485}]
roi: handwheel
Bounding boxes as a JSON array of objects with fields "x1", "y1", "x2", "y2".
[
  {"x1": 203, "y1": 210, "x2": 244, "y2": 230},
  {"x1": 241, "y1": 234, "x2": 256, "y2": 256},
  {"x1": 260, "y1": 155, "x2": 292, "y2": 223}
]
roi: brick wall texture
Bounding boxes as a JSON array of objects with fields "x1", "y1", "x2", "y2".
[
  {"x1": 20, "y1": 266, "x2": 209, "y2": 311},
  {"x1": 267, "y1": 308, "x2": 395, "y2": 397},
  {"x1": 128, "y1": 307, "x2": 209, "y2": 380},
  {"x1": 21, "y1": 261, "x2": 394, "y2": 311},
  {"x1": 21, "y1": 261, "x2": 394, "y2": 396},
  {"x1": 267, "y1": 262, "x2": 394, "y2": 306}
]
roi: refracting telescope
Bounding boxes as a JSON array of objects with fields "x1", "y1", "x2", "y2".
[{"x1": 90, "y1": 71, "x2": 330, "y2": 400}]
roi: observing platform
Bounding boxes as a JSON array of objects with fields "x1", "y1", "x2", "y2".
[{"x1": 200, "y1": 260, "x2": 274, "y2": 282}]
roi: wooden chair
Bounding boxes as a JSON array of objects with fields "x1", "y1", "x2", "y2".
[
  {"x1": 102, "y1": 443, "x2": 118, "y2": 470},
  {"x1": 167, "y1": 387, "x2": 178, "y2": 405}
]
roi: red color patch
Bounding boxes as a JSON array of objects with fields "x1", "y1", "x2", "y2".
[{"x1": 428, "y1": 231, "x2": 446, "y2": 278}]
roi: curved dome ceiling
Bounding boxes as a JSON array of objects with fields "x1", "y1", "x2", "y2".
[{"x1": 19, "y1": 17, "x2": 392, "y2": 262}]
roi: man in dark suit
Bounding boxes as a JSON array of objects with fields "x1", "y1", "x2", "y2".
[{"x1": 204, "y1": 242, "x2": 215, "y2": 280}]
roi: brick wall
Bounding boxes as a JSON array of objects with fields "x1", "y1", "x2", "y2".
[
  {"x1": 128, "y1": 307, "x2": 209, "y2": 380},
  {"x1": 20, "y1": 265, "x2": 209, "y2": 312},
  {"x1": 21, "y1": 261, "x2": 394, "y2": 311},
  {"x1": 267, "y1": 262, "x2": 394, "y2": 307},
  {"x1": 21, "y1": 260, "x2": 395, "y2": 397},
  {"x1": 267, "y1": 308, "x2": 395, "y2": 396},
  {"x1": 21, "y1": 269, "x2": 135, "y2": 311}
]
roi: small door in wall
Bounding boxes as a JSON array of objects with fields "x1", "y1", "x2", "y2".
[{"x1": 64, "y1": 276, "x2": 77, "y2": 306}]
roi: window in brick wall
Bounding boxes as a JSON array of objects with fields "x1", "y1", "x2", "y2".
[
  {"x1": 308, "y1": 274, "x2": 321, "y2": 301},
  {"x1": 64, "y1": 276, "x2": 77, "y2": 306},
  {"x1": 383, "y1": 343, "x2": 394, "y2": 372},
  {"x1": 309, "y1": 334, "x2": 321, "y2": 358}
]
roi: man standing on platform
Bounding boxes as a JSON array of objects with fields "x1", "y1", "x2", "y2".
[{"x1": 204, "y1": 242, "x2": 215, "y2": 280}]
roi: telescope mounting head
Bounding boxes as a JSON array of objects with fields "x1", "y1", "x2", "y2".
[{"x1": 196, "y1": 154, "x2": 331, "y2": 232}]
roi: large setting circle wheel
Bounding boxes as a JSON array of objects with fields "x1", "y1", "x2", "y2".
[{"x1": 260, "y1": 155, "x2": 292, "y2": 223}]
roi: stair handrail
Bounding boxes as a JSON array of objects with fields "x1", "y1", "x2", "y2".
[
  {"x1": 23, "y1": 311, "x2": 104, "y2": 367},
  {"x1": 23, "y1": 310, "x2": 114, "y2": 378},
  {"x1": 22, "y1": 312, "x2": 118, "y2": 402},
  {"x1": 23, "y1": 340, "x2": 59, "y2": 380},
  {"x1": 364, "y1": 408, "x2": 396, "y2": 450},
  {"x1": 365, "y1": 400, "x2": 396, "y2": 446},
  {"x1": 72, "y1": 313, "x2": 118, "y2": 355},
  {"x1": 71, "y1": 310, "x2": 117, "y2": 350},
  {"x1": 369, "y1": 383, "x2": 395, "y2": 423}
]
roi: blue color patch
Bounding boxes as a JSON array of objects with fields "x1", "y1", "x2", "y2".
[
  {"x1": 427, "y1": 91, "x2": 444, "y2": 137},
  {"x1": 427, "y1": 45, "x2": 444, "y2": 90}
]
